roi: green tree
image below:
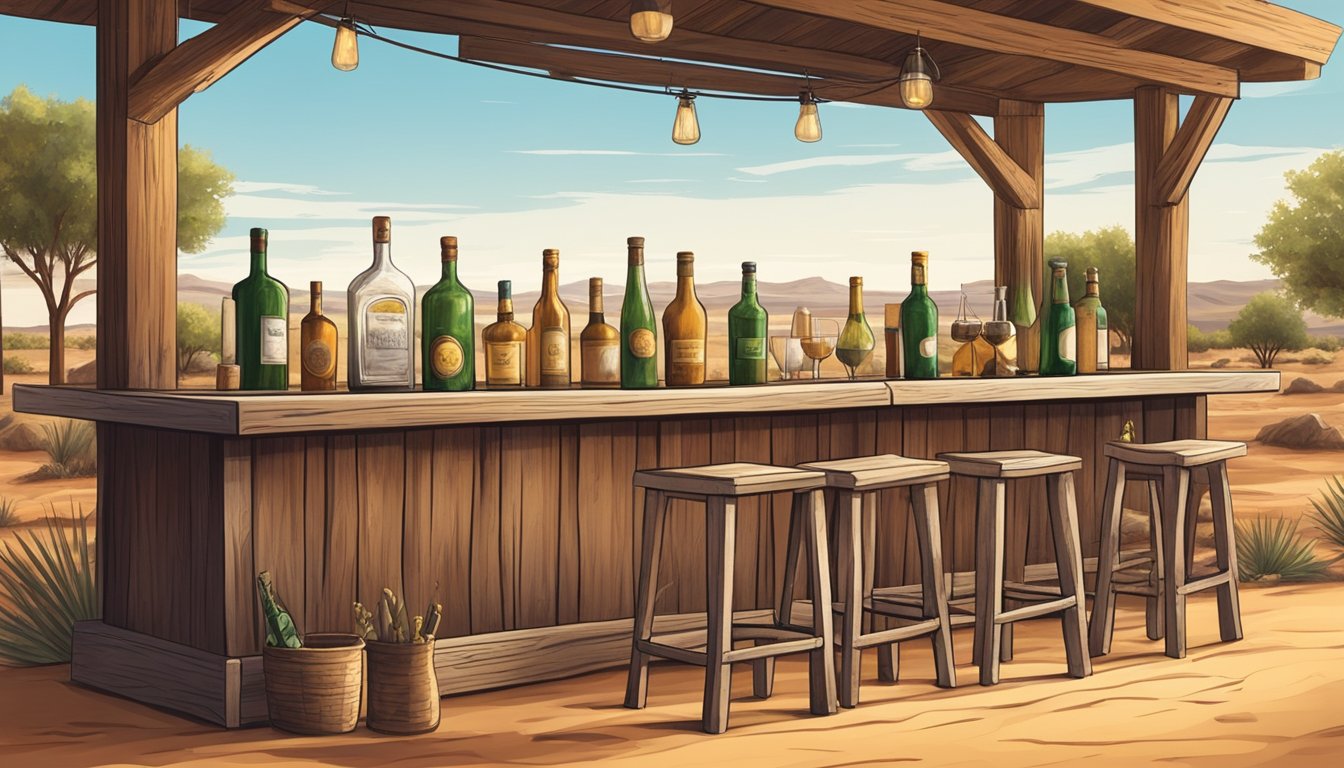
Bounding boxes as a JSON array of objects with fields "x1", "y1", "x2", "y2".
[
  {"x1": 1045, "y1": 225, "x2": 1136, "y2": 352},
  {"x1": 0, "y1": 86, "x2": 235, "y2": 384},
  {"x1": 1228, "y1": 292, "x2": 1308, "y2": 368},
  {"x1": 1252, "y1": 150, "x2": 1344, "y2": 318},
  {"x1": 176, "y1": 303, "x2": 220, "y2": 380}
]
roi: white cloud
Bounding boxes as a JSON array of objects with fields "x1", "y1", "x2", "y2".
[
  {"x1": 232, "y1": 181, "x2": 349, "y2": 196},
  {"x1": 225, "y1": 192, "x2": 476, "y2": 222},
  {"x1": 511, "y1": 149, "x2": 725, "y2": 157},
  {"x1": 737, "y1": 153, "x2": 922, "y2": 176},
  {"x1": 626, "y1": 178, "x2": 694, "y2": 184}
]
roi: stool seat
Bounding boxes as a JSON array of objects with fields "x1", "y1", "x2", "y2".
[
  {"x1": 799, "y1": 455, "x2": 949, "y2": 489},
  {"x1": 938, "y1": 450, "x2": 1082, "y2": 479},
  {"x1": 1103, "y1": 439, "x2": 1246, "y2": 468},
  {"x1": 634, "y1": 462, "x2": 825, "y2": 496}
]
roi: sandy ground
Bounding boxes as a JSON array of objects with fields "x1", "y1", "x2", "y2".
[{"x1": 0, "y1": 583, "x2": 1340, "y2": 767}]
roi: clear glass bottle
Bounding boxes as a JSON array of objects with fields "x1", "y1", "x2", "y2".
[
  {"x1": 836, "y1": 276, "x2": 876, "y2": 379},
  {"x1": 347, "y1": 216, "x2": 416, "y2": 391}
]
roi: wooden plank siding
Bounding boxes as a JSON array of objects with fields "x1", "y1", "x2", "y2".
[{"x1": 100, "y1": 395, "x2": 1208, "y2": 661}]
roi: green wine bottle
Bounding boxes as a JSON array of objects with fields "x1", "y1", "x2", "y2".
[
  {"x1": 728, "y1": 261, "x2": 768, "y2": 385},
  {"x1": 231, "y1": 228, "x2": 290, "y2": 390},
  {"x1": 900, "y1": 251, "x2": 939, "y2": 379},
  {"x1": 620, "y1": 236, "x2": 658, "y2": 389},
  {"x1": 422, "y1": 236, "x2": 475, "y2": 391},
  {"x1": 1040, "y1": 259, "x2": 1077, "y2": 376},
  {"x1": 256, "y1": 570, "x2": 302, "y2": 648},
  {"x1": 836, "y1": 276, "x2": 876, "y2": 379}
]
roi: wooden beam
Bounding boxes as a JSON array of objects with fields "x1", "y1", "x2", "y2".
[
  {"x1": 97, "y1": 0, "x2": 177, "y2": 389},
  {"x1": 1133, "y1": 86, "x2": 1188, "y2": 371},
  {"x1": 1152, "y1": 95, "x2": 1233, "y2": 206},
  {"x1": 991, "y1": 100, "x2": 1046, "y2": 321},
  {"x1": 924, "y1": 109, "x2": 1040, "y2": 209},
  {"x1": 1078, "y1": 0, "x2": 1341, "y2": 66},
  {"x1": 128, "y1": 0, "x2": 322, "y2": 125},
  {"x1": 456, "y1": 37, "x2": 999, "y2": 116},
  {"x1": 748, "y1": 0, "x2": 1238, "y2": 97}
]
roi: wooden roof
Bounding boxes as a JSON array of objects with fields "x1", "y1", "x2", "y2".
[{"x1": 3, "y1": 0, "x2": 1339, "y2": 115}]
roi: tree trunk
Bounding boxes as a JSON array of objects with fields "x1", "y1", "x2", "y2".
[{"x1": 49, "y1": 306, "x2": 68, "y2": 385}]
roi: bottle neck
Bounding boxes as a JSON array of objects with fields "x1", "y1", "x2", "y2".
[
  {"x1": 848, "y1": 284, "x2": 864, "y2": 317},
  {"x1": 1086, "y1": 281, "x2": 1099, "y2": 298},
  {"x1": 373, "y1": 241, "x2": 391, "y2": 266},
  {"x1": 627, "y1": 259, "x2": 646, "y2": 289},
  {"x1": 741, "y1": 274, "x2": 757, "y2": 300},
  {"x1": 250, "y1": 249, "x2": 267, "y2": 276},
  {"x1": 1052, "y1": 271, "x2": 1070, "y2": 304},
  {"x1": 589, "y1": 287, "x2": 604, "y2": 324},
  {"x1": 441, "y1": 258, "x2": 458, "y2": 283},
  {"x1": 542, "y1": 267, "x2": 559, "y2": 297},
  {"x1": 498, "y1": 297, "x2": 514, "y2": 322},
  {"x1": 310, "y1": 288, "x2": 322, "y2": 314},
  {"x1": 909, "y1": 264, "x2": 928, "y2": 296}
]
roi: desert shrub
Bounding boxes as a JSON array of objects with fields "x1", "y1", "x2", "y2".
[
  {"x1": 1301, "y1": 349, "x2": 1334, "y2": 365},
  {"x1": 3, "y1": 355, "x2": 34, "y2": 374},
  {"x1": 1228, "y1": 293, "x2": 1309, "y2": 368},
  {"x1": 1236, "y1": 517, "x2": 1331, "y2": 582},
  {"x1": 1308, "y1": 335, "x2": 1343, "y2": 352},
  {"x1": 1310, "y1": 476, "x2": 1344, "y2": 551},
  {"x1": 2, "y1": 332, "x2": 48, "y2": 350},
  {"x1": 39, "y1": 420, "x2": 96, "y2": 478},
  {"x1": 67, "y1": 335, "x2": 97, "y2": 351},
  {"x1": 1188, "y1": 325, "x2": 1233, "y2": 352},
  {"x1": 0, "y1": 498, "x2": 19, "y2": 527},
  {"x1": 0, "y1": 507, "x2": 96, "y2": 665},
  {"x1": 1211, "y1": 358, "x2": 1232, "y2": 369}
]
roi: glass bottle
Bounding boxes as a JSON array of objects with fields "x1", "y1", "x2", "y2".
[
  {"x1": 1011, "y1": 278, "x2": 1038, "y2": 374},
  {"x1": 982, "y1": 285, "x2": 1017, "y2": 377},
  {"x1": 1074, "y1": 267, "x2": 1109, "y2": 373},
  {"x1": 836, "y1": 276, "x2": 876, "y2": 379},
  {"x1": 620, "y1": 237, "x2": 658, "y2": 389},
  {"x1": 526, "y1": 249, "x2": 572, "y2": 388},
  {"x1": 900, "y1": 251, "x2": 939, "y2": 379},
  {"x1": 421, "y1": 236, "x2": 475, "y2": 391},
  {"x1": 300, "y1": 281, "x2": 338, "y2": 391},
  {"x1": 347, "y1": 216, "x2": 416, "y2": 391},
  {"x1": 727, "y1": 261, "x2": 768, "y2": 385},
  {"x1": 231, "y1": 227, "x2": 289, "y2": 390},
  {"x1": 1040, "y1": 260, "x2": 1077, "y2": 376},
  {"x1": 580, "y1": 277, "x2": 620, "y2": 388},
  {"x1": 481, "y1": 280, "x2": 527, "y2": 388},
  {"x1": 663, "y1": 251, "x2": 707, "y2": 386}
]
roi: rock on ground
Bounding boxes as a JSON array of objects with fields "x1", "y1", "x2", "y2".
[
  {"x1": 1256, "y1": 412, "x2": 1344, "y2": 449},
  {"x1": 66, "y1": 359, "x2": 96, "y2": 385},
  {"x1": 1282, "y1": 376, "x2": 1324, "y2": 394},
  {"x1": 0, "y1": 414, "x2": 47, "y2": 452}
]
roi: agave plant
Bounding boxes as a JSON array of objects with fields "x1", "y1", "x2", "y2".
[
  {"x1": 1309, "y1": 476, "x2": 1344, "y2": 550},
  {"x1": 0, "y1": 506, "x2": 96, "y2": 665},
  {"x1": 1235, "y1": 516, "x2": 1331, "y2": 583},
  {"x1": 39, "y1": 419, "x2": 96, "y2": 478},
  {"x1": 0, "y1": 497, "x2": 19, "y2": 528}
]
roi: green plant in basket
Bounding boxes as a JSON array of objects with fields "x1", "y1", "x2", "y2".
[
  {"x1": 257, "y1": 571, "x2": 302, "y2": 648},
  {"x1": 1236, "y1": 516, "x2": 1332, "y2": 582},
  {"x1": 354, "y1": 588, "x2": 441, "y2": 644},
  {"x1": 1309, "y1": 476, "x2": 1344, "y2": 550}
]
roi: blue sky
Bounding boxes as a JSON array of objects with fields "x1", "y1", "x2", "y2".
[{"x1": 2, "y1": 2, "x2": 1342, "y2": 325}]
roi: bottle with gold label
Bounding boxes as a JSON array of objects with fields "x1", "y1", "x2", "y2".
[
  {"x1": 482, "y1": 280, "x2": 526, "y2": 388},
  {"x1": 300, "y1": 281, "x2": 338, "y2": 391},
  {"x1": 526, "y1": 249, "x2": 572, "y2": 388},
  {"x1": 421, "y1": 236, "x2": 475, "y2": 391},
  {"x1": 900, "y1": 251, "x2": 939, "y2": 379},
  {"x1": 1073, "y1": 267, "x2": 1109, "y2": 373},
  {"x1": 580, "y1": 277, "x2": 620, "y2": 387},
  {"x1": 663, "y1": 251, "x2": 707, "y2": 386},
  {"x1": 347, "y1": 216, "x2": 415, "y2": 391},
  {"x1": 620, "y1": 237, "x2": 658, "y2": 389}
]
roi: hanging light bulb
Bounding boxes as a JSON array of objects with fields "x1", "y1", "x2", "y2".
[
  {"x1": 794, "y1": 91, "x2": 822, "y2": 143},
  {"x1": 331, "y1": 17, "x2": 360, "y2": 72},
  {"x1": 630, "y1": 0, "x2": 674, "y2": 43},
  {"x1": 899, "y1": 33, "x2": 940, "y2": 110},
  {"x1": 671, "y1": 90, "x2": 700, "y2": 145}
]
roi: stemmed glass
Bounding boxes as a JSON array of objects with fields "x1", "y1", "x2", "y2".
[
  {"x1": 800, "y1": 318, "x2": 839, "y2": 379},
  {"x1": 770, "y1": 336, "x2": 806, "y2": 381},
  {"x1": 951, "y1": 292, "x2": 985, "y2": 376}
]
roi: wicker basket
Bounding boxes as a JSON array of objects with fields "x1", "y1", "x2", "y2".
[
  {"x1": 365, "y1": 640, "x2": 440, "y2": 735},
  {"x1": 262, "y1": 633, "x2": 364, "y2": 735}
]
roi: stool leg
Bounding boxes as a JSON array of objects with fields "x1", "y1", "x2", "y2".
[
  {"x1": 1145, "y1": 479, "x2": 1166, "y2": 641},
  {"x1": 837, "y1": 490, "x2": 864, "y2": 708},
  {"x1": 1207, "y1": 462, "x2": 1244, "y2": 643},
  {"x1": 777, "y1": 501, "x2": 803, "y2": 631},
  {"x1": 1161, "y1": 466, "x2": 1191, "y2": 660},
  {"x1": 1186, "y1": 470, "x2": 1205, "y2": 576},
  {"x1": 868, "y1": 493, "x2": 899, "y2": 684},
  {"x1": 1048, "y1": 472, "x2": 1092, "y2": 679},
  {"x1": 975, "y1": 478, "x2": 1006, "y2": 686},
  {"x1": 803, "y1": 489, "x2": 838, "y2": 716},
  {"x1": 625, "y1": 490, "x2": 669, "y2": 709},
  {"x1": 703, "y1": 497, "x2": 737, "y2": 734},
  {"x1": 913, "y1": 482, "x2": 956, "y2": 688},
  {"x1": 1089, "y1": 458, "x2": 1127, "y2": 657}
]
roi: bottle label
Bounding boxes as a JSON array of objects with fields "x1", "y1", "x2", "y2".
[
  {"x1": 486, "y1": 341, "x2": 524, "y2": 385},
  {"x1": 671, "y1": 339, "x2": 705, "y2": 365},
  {"x1": 1097, "y1": 329, "x2": 1109, "y2": 371},
  {"x1": 629, "y1": 328, "x2": 656, "y2": 359},
  {"x1": 919, "y1": 335, "x2": 937, "y2": 359},
  {"x1": 737, "y1": 337, "x2": 766, "y2": 360},
  {"x1": 430, "y1": 335, "x2": 465, "y2": 379},
  {"x1": 260, "y1": 315, "x2": 287, "y2": 365},
  {"x1": 302, "y1": 339, "x2": 333, "y2": 378},
  {"x1": 582, "y1": 339, "x2": 620, "y2": 383},
  {"x1": 541, "y1": 327, "x2": 569, "y2": 375},
  {"x1": 362, "y1": 297, "x2": 410, "y2": 381},
  {"x1": 1060, "y1": 326, "x2": 1077, "y2": 363}
]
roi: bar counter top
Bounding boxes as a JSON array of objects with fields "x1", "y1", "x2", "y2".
[{"x1": 13, "y1": 370, "x2": 1279, "y2": 437}]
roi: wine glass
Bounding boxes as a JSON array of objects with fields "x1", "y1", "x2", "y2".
[
  {"x1": 770, "y1": 336, "x2": 806, "y2": 381},
  {"x1": 950, "y1": 292, "x2": 985, "y2": 376},
  {"x1": 801, "y1": 318, "x2": 839, "y2": 379}
]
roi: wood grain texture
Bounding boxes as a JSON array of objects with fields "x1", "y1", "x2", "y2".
[
  {"x1": 251, "y1": 437, "x2": 306, "y2": 644},
  {"x1": 1152, "y1": 95, "x2": 1233, "y2": 206},
  {"x1": 1134, "y1": 86, "x2": 1190, "y2": 371},
  {"x1": 993, "y1": 99, "x2": 1046, "y2": 309},
  {"x1": 431, "y1": 427, "x2": 475, "y2": 637},
  {"x1": 926, "y1": 109, "x2": 1040, "y2": 209},
  {"x1": 222, "y1": 439, "x2": 257, "y2": 657},
  {"x1": 357, "y1": 433, "x2": 406, "y2": 618}
]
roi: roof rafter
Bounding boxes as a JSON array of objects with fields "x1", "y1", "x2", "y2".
[{"x1": 924, "y1": 109, "x2": 1040, "y2": 209}]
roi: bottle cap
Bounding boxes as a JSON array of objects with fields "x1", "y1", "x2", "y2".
[
  {"x1": 498, "y1": 279, "x2": 511, "y2": 299},
  {"x1": 910, "y1": 251, "x2": 929, "y2": 265},
  {"x1": 310, "y1": 280, "x2": 322, "y2": 292},
  {"x1": 1048, "y1": 257, "x2": 1067, "y2": 269},
  {"x1": 741, "y1": 261, "x2": 757, "y2": 274},
  {"x1": 250, "y1": 228, "x2": 267, "y2": 251},
  {"x1": 543, "y1": 248, "x2": 560, "y2": 267},
  {"x1": 440, "y1": 236, "x2": 458, "y2": 261},
  {"x1": 885, "y1": 303, "x2": 901, "y2": 328},
  {"x1": 373, "y1": 216, "x2": 391, "y2": 243},
  {"x1": 676, "y1": 251, "x2": 694, "y2": 261},
  {"x1": 627, "y1": 236, "x2": 645, "y2": 247},
  {"x1": 791, "y1": 307, "x2": 812, "y2": 337},
  {"x1": 850, "y1": 276, "x2": 863, "y2": 287},
  {"x1": 1086, "y1": 267, "x2": 1099, "y2": 282}
]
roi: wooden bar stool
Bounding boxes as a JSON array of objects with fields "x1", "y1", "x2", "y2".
[
  {"x1": 1090, "y1": 439, "x2": 1246, "y2": 660},
  {"x1": 624, "y1": 462, "x2": 836, "y2": 734},
  {"x1": 784, "y1": 455, "x2": 957, "y2": 708},
  {"x1": 939, "y1": 450, "x2": 1093, "y2": 686}
]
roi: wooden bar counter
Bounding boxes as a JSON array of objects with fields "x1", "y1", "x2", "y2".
[{"x1": 13, "y1": 370, "x2": 1278, "y2": 726}]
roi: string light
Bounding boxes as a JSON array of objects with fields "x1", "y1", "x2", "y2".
[
  {"x1": 899, "y1": 33, "x2": 940, "y2": 110},
  {"x1": 331, "y1": 11, "x2": 359, "y2": 71},
  {"x1": 671, "y1": 90, "x2": 700, "y2": 145},
  {"x1": 794, "y1": 90, "x2": 821, "y2": 142},
  {"x1": 630, "y1": 0, "x2": 674, "y2": 43}
]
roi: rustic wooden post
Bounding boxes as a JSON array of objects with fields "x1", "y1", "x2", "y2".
[
  {"x1": 97, "y1": 0, "x2": 180, "y2": 390},
  {"x1": 993, "y1": 100, "x2": 1045, "y2": 313}
]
